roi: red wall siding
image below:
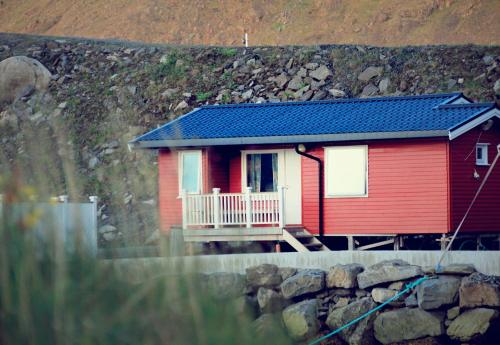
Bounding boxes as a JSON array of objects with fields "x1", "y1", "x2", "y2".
[
  {"x1": 450, "y1": 121, "x2": 500, "y2": 233},
  {"x1": 158, "y1": 149, "x2": 181, "y2": 232},
  {"x1": 206, "y1": 147, "x2": 229, "y2": 192},
  {"x1": 302, "y1": 139, "x2": 450, "y2": 235},
  {"x1": 158, "y1": 148, "x2": 219, "y2": 232},
  {"x1": 229, "y1": 154, "x2": 242, "y2": 193}
]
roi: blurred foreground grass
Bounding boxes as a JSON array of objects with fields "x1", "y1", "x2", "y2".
[{"x1": 0, "y1": 179, "x2": 291, "y2": 345}]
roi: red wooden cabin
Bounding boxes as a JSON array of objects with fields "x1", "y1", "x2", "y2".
[{"x1": 131, "y1": 93, "x2": 500, "y2": 251}]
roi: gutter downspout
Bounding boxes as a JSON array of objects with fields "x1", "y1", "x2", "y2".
[{"x1": 294, "y1": 145, "x2": 324, "y2": 237}]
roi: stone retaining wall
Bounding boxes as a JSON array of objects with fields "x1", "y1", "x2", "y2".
[{"x1": 204, "y1": 260, "x2": 500, "y2": 344}]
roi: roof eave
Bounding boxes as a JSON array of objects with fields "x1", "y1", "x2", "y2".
[
  {"x1": 449, "y1": 107, "x2": 500, "y2": 140},
  {"x1": 131, "y1": 130, "x2": 450, "y2": 149}
]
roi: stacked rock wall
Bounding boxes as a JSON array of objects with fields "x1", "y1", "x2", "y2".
[{"x1": 204, "y1": 260, "x2": 500, "y2": 344}]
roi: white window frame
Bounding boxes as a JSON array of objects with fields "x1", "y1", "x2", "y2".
[
  {"x1": 476, "y1": 143, "x2": 489, "y2": 166},
  {"x1": 178, "y1": 150, "x2": 202, "y2": 195},
  {"x1": 324, "y1": 145, "x2": 368, "y2": 198},
  {"x1": 241, "y1": 149, "x2": 285, "y2": 193}
]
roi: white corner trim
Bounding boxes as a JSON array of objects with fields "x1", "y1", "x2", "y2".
[{"x1": 449, "y1": 108, "x2": 500, "y2": 140}]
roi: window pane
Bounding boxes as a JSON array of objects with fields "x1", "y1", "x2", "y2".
[
  {"x1": 182, "y1": 152, "x2": 200, "y2": 193},
  {"x1": 247, "y1": 153, "x2": 278, "y2": 192},
  {"x1": 326, "y1": 146, "x2": 367, "y2": 196},
  {"x1": 476, "y1": 147, "x2": 482, "y2": 160}
]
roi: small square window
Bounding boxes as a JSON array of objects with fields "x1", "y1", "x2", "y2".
[{"x1": 476, "y1": 144, "x2": 489, "y2": 166}]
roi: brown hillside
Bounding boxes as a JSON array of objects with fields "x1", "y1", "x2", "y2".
[{"x1": 0, "y1": 0, "x2": 499, "y2": 46}]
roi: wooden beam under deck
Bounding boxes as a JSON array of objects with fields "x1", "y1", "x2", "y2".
[{"x1": 183, "y1": 227, "x2": 283, "y2": 242}]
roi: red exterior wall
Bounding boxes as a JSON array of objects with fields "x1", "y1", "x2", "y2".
[
  {"x1": 158, "y1": 149, "x2": 181, "y2": 232},
  {"x1": 229, "y1": 154, "x2": 242, "y2": 193},
  {"x1": 207, "y1": 147, "x2": 230, "y2": 193},
  {"x1": 158, "y1": 147, "x2": 234, "y2": 231},
  {"x1": 301, "y1": 139, "x2": 450, "y2": 235},
  {"x1": 449, "y1": 120, "x2": 500, "y2": 233},
  {"x1": 159, "y1": 130, "x2": 500, "y2": 235}
]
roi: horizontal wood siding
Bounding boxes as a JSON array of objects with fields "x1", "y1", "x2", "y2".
[
  {"x1": 207, "y1": 147, "x2": 229, "y2": 193},
  {"x1": 450, "y1": 120, "x2": 500, "y2": 233},
  {"x1": 158, "y1": 149, "x2": 181, "y2": 232},
  {"x1": 158, "y1": 148, "x2": 212, "y2": 232},
  {"x1": 229, "y1": 154, "x2": 242, "y2": 193},
  {"x1": 302, "y1": 139, "x2": 450, "y2": 235}
]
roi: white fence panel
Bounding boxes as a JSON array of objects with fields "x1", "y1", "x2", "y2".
[{"x1": 0, "y1": 196, "x2": 98, "y2": 256}]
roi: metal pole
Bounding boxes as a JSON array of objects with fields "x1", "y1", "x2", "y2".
[{"x1": 89, "y1": 196, "x2": 98, "y2": 256}]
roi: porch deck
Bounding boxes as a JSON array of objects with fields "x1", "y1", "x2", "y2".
[{"x1": 180, "y1": 188, "x2": 329, "y2": 251}]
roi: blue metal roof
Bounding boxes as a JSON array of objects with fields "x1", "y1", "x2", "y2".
[{"x1": 132, "y1": 93, "x2": 495, "y2": 147}]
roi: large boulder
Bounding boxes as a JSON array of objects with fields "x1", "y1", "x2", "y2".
[
  {"x1": 233, "y1": 295, "x2": 258, "y2": 318},
  {"x1": 252, "y1": 313, "x2": 289, "y2": 341},
  {"x1": 459, "y1": 272, "x2": 500, "y2": 308},
  {"x1": 374, "y1": 308, "x2": 444, "y2": 344},
  {"x1": 447, "y1": 308, "x2": 499, "y2": 342},
  {"x1": 280, "y1": 269, "x2": 325, "y2": 299},
  {"x1": 326, "y1": 297, "x2": 377, "y2": 345},
  {"x1": 0, "y1": 56, "x2": 52, "y2": 104},
  {"x1": 246, "y1": 264, "x2": 282, "y2": 288},
  {"x1": 282, "y1": 299, "x2": 320, "y2": 341},
  {"x1": 417, "y1": 276, "x2": 461, "y2": 310},
  {"x1": 371, "y1": 288, "x2": 400, "y2": 305},
  {"x1": 309, "y1": 65, "x2": 332, "y2": 81},
  {"x1": 438, "y1": 264, "x2": 476, "y2": 275},
  {"x1": 357, "y1": 66, "x2": 383, "y2": 81},
  {"x1": 257, "y1": 287, "x2": 287, "y2": 313},
  {"x1": 205, "y1": 272, "x2": 246, "y2": 299},
  {"x1": 327, "y1": 264, "x2": 364, "y2": 289},
  {"x1": 357, "y1": 260, "x2": 423, "y2": 289},
  {"x1": 278, "y1": 267, "x2": 297, "y2": 281}
]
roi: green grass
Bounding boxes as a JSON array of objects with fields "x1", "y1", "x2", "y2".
[
  {"x1": 217, "y1": 47, "x2": 238, "y2": 57},
  {"x1": 0, "y1": 179, "x2": 291, "y2": 345},
  {"x1": 147, "y1": 51, "x2": 187, "y2": 82},
  {"x1": 196, "y1": 91, "x2": 212, "y2": 102}
]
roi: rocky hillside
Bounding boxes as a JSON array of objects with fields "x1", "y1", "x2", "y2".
[
  {"x1": 0, "y1": 0, "x2": 499, "y2": 46},
  {"x1": 0, "y1": 33, "x2": 499, "y2": 246}
]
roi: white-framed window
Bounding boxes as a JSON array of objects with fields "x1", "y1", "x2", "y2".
[
  {"x1": 325, "y1": 145, "x2": 368, "y2": 197},
  {"x1": 476, "y1": 143, "x2": 489, "y2": 166},
  {"x1": 179, "y1": 150, "x2": 202, "y2": 194}
]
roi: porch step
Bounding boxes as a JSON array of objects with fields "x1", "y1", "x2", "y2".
[
  {"x1": 284, "y1": 226, "x2": 306, "y2": 234},
  {"x1": 282, "y1": 227, "x2": 330, "y2": 252},
  {"x1": 291, "y1": 232, "x2": 314, "y2": 239},
  {"x1": 304, "y1": 242, "x2": 325, "y2": 250}
]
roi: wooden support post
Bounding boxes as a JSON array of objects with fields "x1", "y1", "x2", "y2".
[
  {"x1": 181, "y1": 189, "x2": 188, "y2": 230},
  {"x1": 245, "y1": 187, "x2": 252, "y2": 228},
  {"x1": 347, "y1": 236, "x2": 355, "y2": 250},
  {"x1": 394, "y1": 236, "x2": 400, "y2": 251},
  {"x1": 439, "y1": 234, "x2": 447, "y2": 251},
  {"x1": 278, "y1": 185, "x2": 285, "y2": 229},
  {"x1": 213, "y1": 188, "x2": 220, "y2": 229}
]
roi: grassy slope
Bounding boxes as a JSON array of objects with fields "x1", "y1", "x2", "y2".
[{"x1": 0, "y1": 0, "x2": 499, "y2": 46}]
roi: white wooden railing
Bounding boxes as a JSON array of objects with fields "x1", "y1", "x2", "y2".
[{"x1": 181, "y1": 186, "x2": 285, "y2": 229}]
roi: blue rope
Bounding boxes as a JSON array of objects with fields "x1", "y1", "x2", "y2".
[{"x1": 307, "y1": 276, "x2": 430, "y2": 345}]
